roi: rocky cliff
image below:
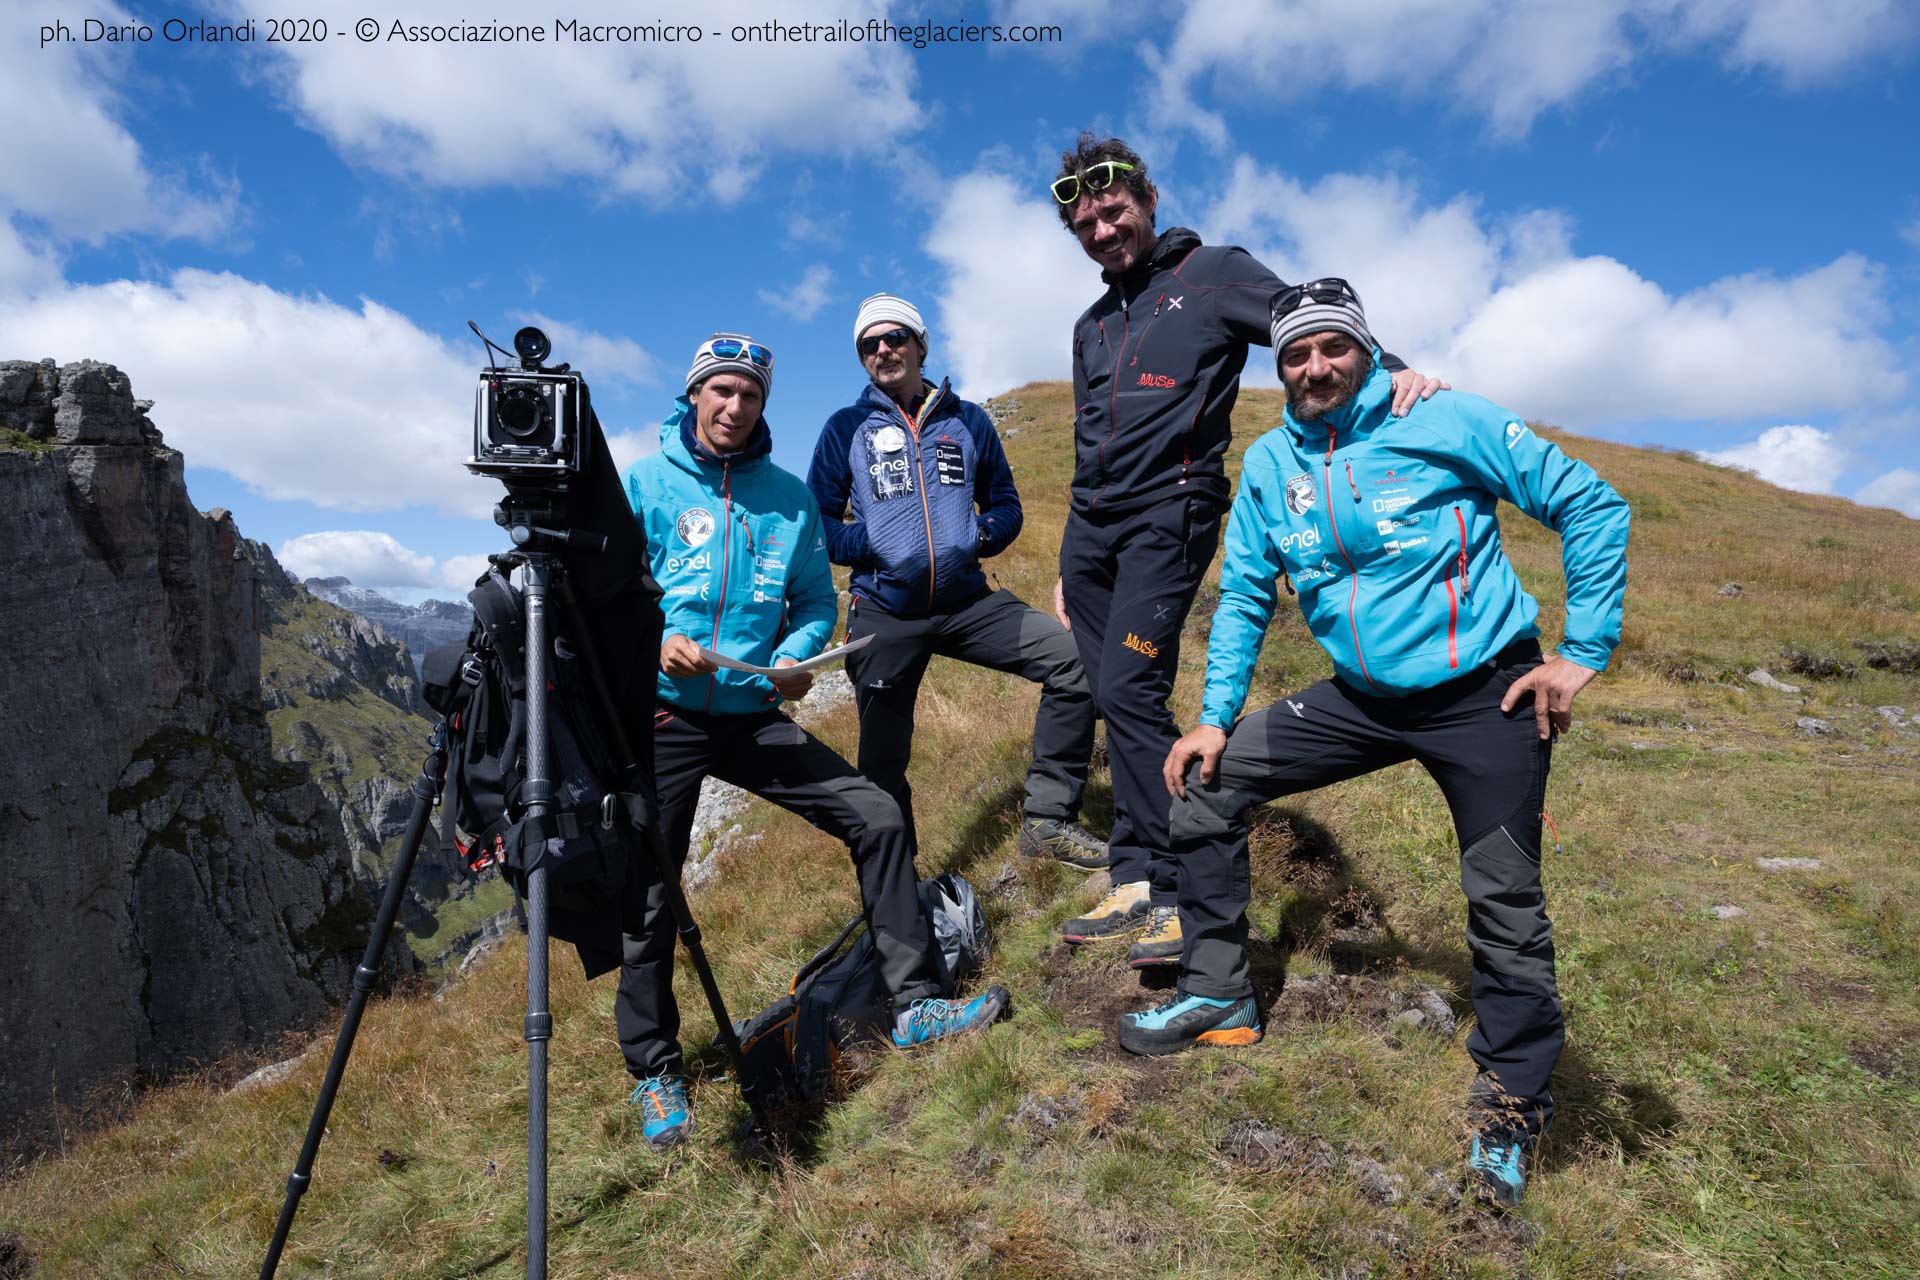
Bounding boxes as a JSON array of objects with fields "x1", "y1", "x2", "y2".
[
  {"x1": 0, "y1": 359, "x2": 367, "y2": 1148},
  {"x1": 254, "y1": 560, "x2": 471, "y2": 923}
]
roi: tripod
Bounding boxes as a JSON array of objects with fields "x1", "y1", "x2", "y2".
[{"x1": 260, "y1": 504, "x2": 770, "y2": 1280}]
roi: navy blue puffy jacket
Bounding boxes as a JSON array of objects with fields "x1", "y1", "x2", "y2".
[{"x1": 807, "y1": 378, "x2": 1023, "y2": 618}]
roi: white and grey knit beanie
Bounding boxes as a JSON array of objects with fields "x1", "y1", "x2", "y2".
[{"x1": 853, "y1": 293, "x2": 928, "y2": 350}]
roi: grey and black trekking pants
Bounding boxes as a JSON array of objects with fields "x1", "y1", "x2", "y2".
[
  {"x1": 615, "y1": 704, "x2": 941, "y2": 1080},
  {"x1": 1170, "y1": 639, "x2": 1562, "y2": 1134},
  {"x1": 844, "y1": 586, "x2": 1095, "y2": 848}
]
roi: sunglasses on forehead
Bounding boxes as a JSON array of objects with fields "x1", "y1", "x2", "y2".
[
  {"x1": 1050, "y1": 159, "x2": 1137, "y2": 205},
  {"x1": 856, "y1": 327, "x2": 917, "y2": 358},
  {"x1": 1271, "y1": 277, "x2": 1362, "y2": 319},
  {"x1": 701, "y1": 334, "x2": 774, "y2": 368}
]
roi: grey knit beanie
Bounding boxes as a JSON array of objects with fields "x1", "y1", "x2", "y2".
[
  {"x1": 1270, "y1": 284, "x2": 1374, "y2": 367},
  {"x1": 685, "y1": 333, "x2": 773, "y2": 400}
]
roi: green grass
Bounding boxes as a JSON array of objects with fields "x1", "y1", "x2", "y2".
[{"x1": 2, "y1": 383, "x2": 1916, "y2": 1278}]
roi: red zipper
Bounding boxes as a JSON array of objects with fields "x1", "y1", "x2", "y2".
[
  {"x1": 704, "y1": 461, "x2": 734, "y2": 712},
  {"x1": 1444, "y1": 506, "x2": 1469, "y2": 670},
  {"x1": 1322, "y1": 428, "x2": 1374, "y2": 688}
]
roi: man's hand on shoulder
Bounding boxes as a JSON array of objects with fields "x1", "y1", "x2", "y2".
[
  {"x1": 1500, "y1": 654, "x2": 1599, "y2": 740},
  {"x1": 1389, "y1": 368, "x2": 1450, "y2": 416},
  {"x1": 660, "y1": 634, "x2": 716, "y2": 678},
  {"x1": 769, "y1": 656, "x2": 814, "y2": 701},
  {"x1": 1163, "y1": 724, "x2": 1229, "y2": 799}
]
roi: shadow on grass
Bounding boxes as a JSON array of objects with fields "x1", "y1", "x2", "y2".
[{"x1": 1241, "y1": 806, "x2": 1680, "y2": 1171}]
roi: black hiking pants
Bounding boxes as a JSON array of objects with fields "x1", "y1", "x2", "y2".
[
  {"x1": 615, "y1": 704, "x2": 940, "y2": 1080},
  {"x1": 1060, "y1": 497, "x2": 1224, "y2": 905},
  {"x1": 1169, "y1": 640, "x2": 1563, "y2": 1135},
  {"x1": 844, "y1": 586, "x2": 1095, "y2": 848}
]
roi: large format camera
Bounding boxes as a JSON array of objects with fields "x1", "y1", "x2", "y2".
[{"x1": 469, "y1": 324, "x2": 586, "y2": 479}]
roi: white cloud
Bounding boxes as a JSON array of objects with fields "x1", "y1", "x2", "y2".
[
  {"x1": 279, "y1": 530, "x2": 439, "y2": 588},
  {"x1": 1192, "y1": 158, "x2": 1905, "y2": 425},
  {"x1": 1699, "y1": 425, "x2": 1851, "y2": 493},
  {"x1": 1856, "y1": 468, "x2": 1920, "y2": 518},
  {"x1": 515, "y1": 313, "x2": 660, "y2": 389},
  {"x1": 436, "y1": 552, "x2": 498, "y2": 593},
  {"x1": 0, "y1": 265, "x2": 657, "y2": 515},
  {"x1": 0, "y1": 7, "x2": 242, "y2": 248},
  {"x1": 0, "y1": 269, "x2": 494, "y2": 515},
  {"x1": 605, "y1": 427, "x2": 660, "y2": 477},
  {"x1": 1150, "y1": 0, "x2": 1917, "y2": 143},
  {"x1": 758, "y1": 264, "x2": 835, "y2": 323},
  {"x1": 1901, "y1": 216, "x2": 1920, "y2": 254},
  {"x1": 222, "y1": 0, "x2": 923, "y2": 204},
  {"x1": 923, "y1": 171, "x2": 1091, "y2": 397}
]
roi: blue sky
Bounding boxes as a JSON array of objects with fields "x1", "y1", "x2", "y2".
[{"x1": 3, "y1": 0, "x2": 1916, "y2": 602}]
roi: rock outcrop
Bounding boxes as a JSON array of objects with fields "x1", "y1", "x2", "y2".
[
  {"x1": 0, "y1": 359, "x2": 366, "y2": 1148},
  {"x1": 303, "y1": 577, "x2": 473, "y2": 678}
]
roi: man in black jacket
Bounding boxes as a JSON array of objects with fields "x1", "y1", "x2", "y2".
[{"x1": 1048, "y1": 133, "x2": 1445, "y2": 964}]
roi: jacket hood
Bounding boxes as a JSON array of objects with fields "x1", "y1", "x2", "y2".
[
  {"x1": 1104, "y1": 225, "x2": 1204, "y2": 287},
  {"x1": 1282, "y1": 354, "x2": 1395, "y2": 444},
  {"x1": 662, "y1": 394, "x2": 772, "y2": 475}
]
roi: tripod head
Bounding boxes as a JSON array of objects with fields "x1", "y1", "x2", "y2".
[{"x1": 493, "y1": 489, "x2": 608, "y2": 559}]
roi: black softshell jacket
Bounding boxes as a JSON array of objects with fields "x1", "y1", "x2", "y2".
[{"x1": 1069, "y1": 226, "x2": 1403, "y2": 519}]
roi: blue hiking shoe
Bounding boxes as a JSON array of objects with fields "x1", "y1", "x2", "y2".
[
  {"x1": 891, "y1": 986, "x2": 1011, "y2": 1048},
  {"x1": 628, "y1": 1073, "x2": 690, "y2": 1150},
  {"x1": 1116, "y1": 992, "x2": 1262, "y2": 1056},
  {"x1": 1468, "y1": 1133, "x2": 1527, "y2": 1207}
]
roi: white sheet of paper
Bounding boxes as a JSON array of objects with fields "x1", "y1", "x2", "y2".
[{"x1": 697, "y1": 632, "x2": 873, "y2": 678}]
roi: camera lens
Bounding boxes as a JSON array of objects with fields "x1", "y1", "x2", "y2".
[
  {"x1": 513, "y1": 326, "x2": 551, "y2": 365},
  {"x1": 494, "y1": 383, "x2": 551, "y2": 441}
]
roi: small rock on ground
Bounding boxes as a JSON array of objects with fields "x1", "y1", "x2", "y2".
[
  {"x1": 1876, "y1": 705, "x2": 1912, "y2": 729},
  {"x1": 1716, "y1": 583, "x2": 1743, "y2": 597},
  {"x1": 1748, "y1": 669, "x2": 1801, "y2": 693},
  {"x1": 1711, "y1": 904, "x2": 1749, "y2": 920},
  {"x1": 1756, "y1": 857, "x2": 1823, "y2": 872},
  {"x1": 1795, "y1": 717, "x2": 1838, "y2": 737}
]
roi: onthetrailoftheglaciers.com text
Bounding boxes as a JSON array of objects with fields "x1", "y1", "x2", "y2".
[{"x1": 37, "y1": 16, "x2": 1065, "y2": 49}]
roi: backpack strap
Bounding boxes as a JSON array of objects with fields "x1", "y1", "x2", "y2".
[{"x1": 789, "y1": 913, "x2": 866, "y2": 995}]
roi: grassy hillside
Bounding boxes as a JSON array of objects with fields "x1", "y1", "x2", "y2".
[{"x1": 3, "y1": 384, "x2": 1916, "y2": 1278}]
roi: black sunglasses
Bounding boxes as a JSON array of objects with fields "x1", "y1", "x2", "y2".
[
  {"x1": 857, "y1": 327, "x2": 917, "y2": 358},
  {"x1": 1271, "y1": 277, "x2": 1361, "y2": 319}
]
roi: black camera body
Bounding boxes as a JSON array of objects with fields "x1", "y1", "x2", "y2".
[{"x1": 468, "y1": 326, "x2": 587, "y2": 480}]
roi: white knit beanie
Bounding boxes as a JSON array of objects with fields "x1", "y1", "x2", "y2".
[{"x1": 853, "y1": 293, "x2": 928, "y2": 350}]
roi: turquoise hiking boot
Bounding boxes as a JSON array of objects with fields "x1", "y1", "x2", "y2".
[
  {"x1": 891, "y1": 985, "x2": 1011, "y2": 1048},
  {"x1": 1468, "y1": 1133, "x2": 1527, "y2": 1206},
  {"x1": 628, "y1": 1073, "x2": 690, "y2": 1150},
  {"x1": 1116, "y1": 992, "x2": 1262, "y2": 1056}
]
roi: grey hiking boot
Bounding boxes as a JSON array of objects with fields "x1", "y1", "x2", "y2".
[{"x1": 1019, "y1": 816, "x2": 1109, "y2": 869}]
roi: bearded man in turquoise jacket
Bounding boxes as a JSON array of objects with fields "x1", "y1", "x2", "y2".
[
  {"x1": 1132, "y1": 282, "x2": 1630, "y2": 1208},
  {"x1": 615, "y1": 334, "x2": 1008, "y2": 1151}
]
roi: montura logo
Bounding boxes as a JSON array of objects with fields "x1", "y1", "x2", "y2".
[{"x1": 1122, "y1": 632, "x2": 1160, "y2": 659}]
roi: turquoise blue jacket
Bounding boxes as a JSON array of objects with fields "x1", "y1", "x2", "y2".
[
  {"x1": 623, "y1": 398, "x2": 837, "y2": 715},
  {"x1": 1201, "y1": 361, "x2": 1630, "y2": 726}
]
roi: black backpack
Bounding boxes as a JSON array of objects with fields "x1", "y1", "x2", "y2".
[
  {"x1": 732, "y1": 872, "x2": 990, "y2": 1113},
  {"x1": 421, "y1": 568, "x2": 641, "y2": 895}
]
